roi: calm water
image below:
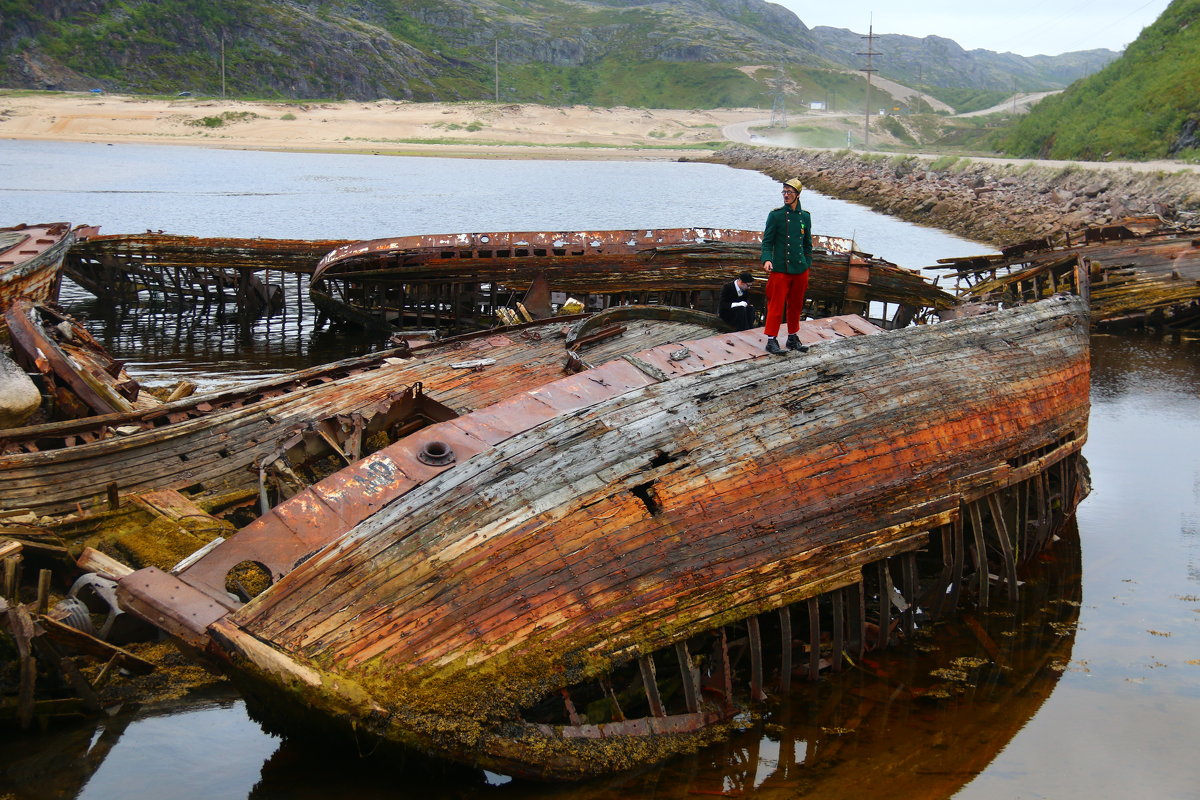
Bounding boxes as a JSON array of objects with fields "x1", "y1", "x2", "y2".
[{"x1": 2, "y1": 141, "x2": 1198, "y2": 799}]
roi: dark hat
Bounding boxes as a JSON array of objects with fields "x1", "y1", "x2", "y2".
[{"x1": 738, "y1": 271, "x2": 754, "y2": 283}]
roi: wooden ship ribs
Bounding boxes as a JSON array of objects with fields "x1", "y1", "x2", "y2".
[
  {"x1": 64, "y1": 229, "x2": 349, "y2": 315},
  {"x1": 311, "y1": 228, "x2": 955, "y2": 333},
  {"x1": 112, "y1": 295, "x2": 1090, "y2": 780},
  {"x1": 933, "y1": 218, "x2": 1200, "y2": 330}
]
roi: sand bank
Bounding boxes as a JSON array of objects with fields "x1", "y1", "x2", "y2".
[{"x1": 0, "y1": 91, "x2": 760, "y2": 160}]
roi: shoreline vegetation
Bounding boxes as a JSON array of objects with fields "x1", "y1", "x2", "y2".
[{"x1": 4, "y1": 91, "x2": 1199, "y2": 246}]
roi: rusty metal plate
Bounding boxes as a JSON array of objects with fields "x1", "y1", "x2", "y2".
[{"x1": 117, "y1": 567, "x2": 235, "y2": 648}]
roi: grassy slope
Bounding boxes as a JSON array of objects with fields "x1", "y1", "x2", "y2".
[{"x1": 997, "y1": 0, "x2": 1200, "y2": 160}]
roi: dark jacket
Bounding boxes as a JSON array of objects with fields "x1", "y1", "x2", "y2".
[
  {"x1": 760, "y1": 203, "x2": 813, "y2": 274},
  {"x1": 718, "y1": 279, "x2": 755, "y2": 329}
]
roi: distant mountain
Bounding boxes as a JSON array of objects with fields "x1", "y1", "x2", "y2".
[
  {"x1": 810, "y1": 27, "x2": 1118, "y2": 91},
  {"x1": 998, "y1": 0, "x2": 1200, "y2": 160},
  {"x1": 0, "y1": 0, "x2": 1127, "y2": 110}
]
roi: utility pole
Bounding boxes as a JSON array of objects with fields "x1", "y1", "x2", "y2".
[
  {"x1": 857, "y1": 20, "x2": 880, "y2": 150},
  {"x1": 769, "y1": 65, "x2": 787, "y2": 128},
  {"x1": 494, "y1": 39, "x2": 499, "y2": 102},
  {"x1": 220, "y1": 32, "x2": 226, "y2": 99}
]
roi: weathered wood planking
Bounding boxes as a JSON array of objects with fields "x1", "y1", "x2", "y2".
[
  {"x1": 116, "y1": 296, "x2": 1089, "y2": 779},
  {"x1": 0, "y1": 313, "x2": 720, "y2": 516}
]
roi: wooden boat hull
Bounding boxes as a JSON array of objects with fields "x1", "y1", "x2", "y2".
[
  {"x1": 0, "y1": 222, "x2": 72, "y2": 308},
  {"x1": 116, "y1": 296, "x2": 1090, "y2": 780}
]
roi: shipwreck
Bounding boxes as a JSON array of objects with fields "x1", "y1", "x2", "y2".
[
  {"x1": 106, "y1": 295, "x2": 1090, "y2": 780},
  {"x1": 312, "y1": 227, "x2": 954, "y2": 334},
  {"x1": 933, "y1": 217, "x2": 1200, "y2": 330}
]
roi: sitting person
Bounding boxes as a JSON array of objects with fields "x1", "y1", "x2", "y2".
[{"x1": 718, "y1": 271, "x2": 757, "y2": 330}]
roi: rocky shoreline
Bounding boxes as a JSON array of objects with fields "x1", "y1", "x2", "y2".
[{"x1": 706, "y1": 145, "x2": 1200, "y2": 247}]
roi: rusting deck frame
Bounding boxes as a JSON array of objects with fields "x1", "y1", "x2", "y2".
[
  {"x1": 311, "y1": 228, "x2": 955, "y2": 334},
  {"x1": 112, "y1": 296, "x2": 1089, "y2": 780},
  {"x1": 931, "y1": 220, "x2": 1200, "y2": 329},
  {"x1": 0, "y1": 222, "x2": 72, "y2": 309}
]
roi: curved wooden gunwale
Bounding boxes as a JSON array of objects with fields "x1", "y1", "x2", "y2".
[
  {"x1": 0, "y1": 222, "x2": 72, "y2": 308},
  {"x1": 117, "y1": 296, "x2": 1090, "y2": 779}
]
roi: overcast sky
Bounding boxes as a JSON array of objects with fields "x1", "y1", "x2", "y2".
[{"x1": 773, "y1": 0, "x2": 1174, "y2": 57}]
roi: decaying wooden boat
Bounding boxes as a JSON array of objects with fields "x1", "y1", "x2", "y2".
[
  {"x1": 112, "y1": 295, "x2": 1090, "y2": 780},
  {"x1": 3, "y1": 300, "x2": 161, "y2": 421},
  {"x1": 311, "y1": 228, "x2": 955, "y2": 333},
  {"x1": 64, "y1": 229, "x2": 348, "y2": 315},
  {"x1": 0, "y1": 222, "x2": 72, "y2": 308},
  {"x1": 0, "y1": 308, "x2": 729, "y2": 543},
  {"x1": 933, "y1": 218, "x2": 1200, "y2": 330}
]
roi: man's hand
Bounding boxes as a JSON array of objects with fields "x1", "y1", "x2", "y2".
[{"x1": 764, "y1": 261, "x2": 773, "y2": 272}]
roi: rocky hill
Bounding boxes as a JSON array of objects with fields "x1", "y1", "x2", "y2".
[
  {"x1": 811, "y1": 26, "x2": 1117, "y2": 92},
  {"x1": 0, "y1": 0, "x2": 1124, "y2": 108}
]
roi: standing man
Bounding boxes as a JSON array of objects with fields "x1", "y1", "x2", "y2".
[
  {"x1": 760, "y1": 177, "x2": 813, "y2": 354},
  {"x1": 718, "y1": 271, "x2": 756, "y2": 330}
]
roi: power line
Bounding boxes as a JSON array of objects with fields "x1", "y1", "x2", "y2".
[{"x1": 856, "y1": 19, "x2": 880, "y2": 150}]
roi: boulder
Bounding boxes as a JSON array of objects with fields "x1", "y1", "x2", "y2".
[{"x1": 0, "y1": 349, "x2": 41, "y2": 428}]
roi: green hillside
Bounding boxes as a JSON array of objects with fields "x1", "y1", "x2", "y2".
[
  {"x1": 0, "y1": 0, "x2": 1123, "y2": 111},
  {"x1": 998, "y1": 0, "x2": 1200, "y2": 161}
]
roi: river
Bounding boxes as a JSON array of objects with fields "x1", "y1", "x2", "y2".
[{"x1": 1, "y1": 140, "x2": 1197, "y2": 799}]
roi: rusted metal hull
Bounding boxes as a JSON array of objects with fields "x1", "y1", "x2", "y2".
[
  {"x1": 0, "y1": 223, "x2": 72, "y2": 309},
  {"x1": 934, "y1": 220, "x2": 1200, "y2": 330},
  {"x1": 0, "y1": 308, "x2": 726, "y2": 521},
  {"x1": 311, "y1": 228, "x2": 955, "y2": 333},
  {"x1": 114, "y1": 296, "x2": 1090, "y2": 780}
]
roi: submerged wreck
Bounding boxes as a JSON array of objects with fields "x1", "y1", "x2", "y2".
[
  {"x1": 934, "y1": 218, "x2": 1200, "y2": 330},
  {"x1": 64, "y1": 229, "x2": 348, "y2": 315},
  {"x1": 110, "y1": 295, "x2": 1090, "y2": 780},
  {"x1": 311, "y1": 228, "x2": 954, "y2": 333}
]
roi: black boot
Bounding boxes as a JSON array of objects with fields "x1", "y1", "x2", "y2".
[
  {"x1": 765, "y1": 338, "x2": 784, "y2": 355},
  {"x1": 786, "y1": 334, "x2": 808, "y2": 352}
]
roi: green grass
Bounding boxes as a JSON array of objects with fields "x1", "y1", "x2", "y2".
[{"x1": 998, "y1": 0, "x2": 1200, "y2": 160}]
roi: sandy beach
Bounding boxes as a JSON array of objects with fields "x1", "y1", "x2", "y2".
[{"x1": 0, "y1": 91, "x2": 762, "y2": 160}]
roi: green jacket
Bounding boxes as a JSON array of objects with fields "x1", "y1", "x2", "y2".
[{"x1": 760, "y1": 204, "x2": 813, "y2": 274}]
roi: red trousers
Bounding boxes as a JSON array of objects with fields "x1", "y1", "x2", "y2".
[{"x1": 763, "y1": 270, "x2": 809, "y2": 337}]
